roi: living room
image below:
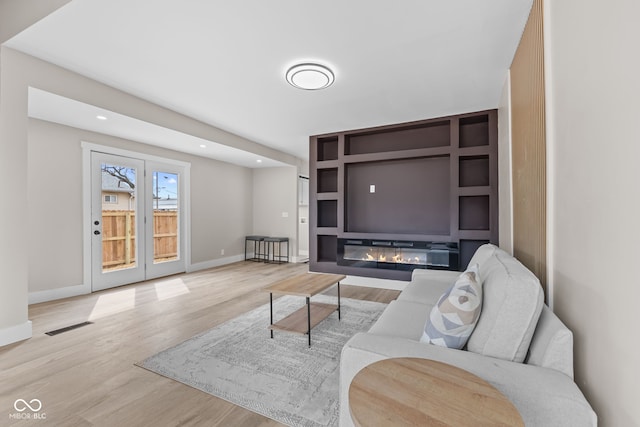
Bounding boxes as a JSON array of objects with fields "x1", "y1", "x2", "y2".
[{"x1": 1, "y1": 1, "x2": 638, "y2": 426}]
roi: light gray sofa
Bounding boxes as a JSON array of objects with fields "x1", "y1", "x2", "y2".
[{"x1": 340, "y1": 244, "x2": 596, "y2": 426}]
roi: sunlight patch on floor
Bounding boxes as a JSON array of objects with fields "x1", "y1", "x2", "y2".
[
  {"x1": 154, "y1": 277, "x2": 190, "y2": 301},
  {"x1": 89, "y1": 288, "x2": 136, "y2": 321}
]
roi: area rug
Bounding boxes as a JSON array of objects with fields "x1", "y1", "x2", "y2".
[{"x1": 136, "y1": 295, "x2": 387, "y2": 427}]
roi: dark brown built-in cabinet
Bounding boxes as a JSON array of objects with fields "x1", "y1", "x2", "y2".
[{"x1": 309, "y1": 110, "x2": 498, "y2": 280}]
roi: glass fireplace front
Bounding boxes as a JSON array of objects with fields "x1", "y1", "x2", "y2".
[{"x1": 337, "y1": 239, "x2": 459, "y2": 271}]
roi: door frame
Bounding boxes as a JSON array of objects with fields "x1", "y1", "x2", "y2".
[{"x1": 82, "y1": 142, "x2": 191, "y2": 292}]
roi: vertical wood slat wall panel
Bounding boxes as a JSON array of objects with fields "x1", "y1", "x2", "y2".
[{"x1": 510, "y1": 0, "x2": 547, "y2": 296}]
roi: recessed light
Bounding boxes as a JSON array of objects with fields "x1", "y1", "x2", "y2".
[
  {"x1": 286, "y1": 63, "x2": 335, "y2": 90},
  {"x1": 199, "y1": 144, "x2": 207, "y2": 148},
  {"x1": 96, "y1": 115, "x2": 107, "y2": 120},
  {"x1": 256, "y1": 159, "x2": 263, "y2": 163}
]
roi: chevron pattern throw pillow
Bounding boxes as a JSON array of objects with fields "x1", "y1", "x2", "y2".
[{"x1": 420, "y1": 264, "x2": 483, "y2": 349}]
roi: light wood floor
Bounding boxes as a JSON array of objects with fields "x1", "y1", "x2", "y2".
[{"x1": 0, "y1": 262, "x2": 399, "y2": 426}]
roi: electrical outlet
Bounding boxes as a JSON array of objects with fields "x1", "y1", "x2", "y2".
[
  {"x1": 370, "y1": 184, "x2": 376, "y2": 193},
  {"x1": 282, "y1": 212, "x2": 289, "y2": 218},
  {"x1": 221, "y1": 249, "x2": 225, "y2": 255}
]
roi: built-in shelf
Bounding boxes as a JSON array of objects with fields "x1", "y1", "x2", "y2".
[
  {"x1": 317, "y1": 200, "x2": 338, "y2": 228},
  {"x1": 317, "y1": 235, "x2": 338, "y2": 262},
  {"x1": 310, "y1": 110, "x2": 497, "y2": 279},
  {"x1": 317, "y1": 136, "x2": 339, "y2": 161},
  {"x1": 459, "y1": 155, "x2": 490, "y2": 187},
  {"x1": 346, "y1": 121, "x2": 450, "y2": 155},
  {"x1": 459, "y1": 195, "x2": 490, "y2": 230},
  {"x1": 460, "y1": 114, "x2": 490, "y2": 148},
  {"x1": 317, "y1": 168, "x2": 338, "y2": 193},
  {"x1": 317, "y1": 192, "x2": 339, "y2": 200}
]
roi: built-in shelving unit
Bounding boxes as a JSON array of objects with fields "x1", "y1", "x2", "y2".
[{"x1": 309, "y1": 110, "x2": 498, "y2": 280}]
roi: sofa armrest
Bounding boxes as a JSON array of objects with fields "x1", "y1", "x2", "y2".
[
  {"x1": 526, "y1": 304, "x2": 574, "y2": 378},
  {"x1": 340, "y1": 333, "x2": 596, "y2": 427}
]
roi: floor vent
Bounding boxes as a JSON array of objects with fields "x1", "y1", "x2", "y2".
[{"x1": 45, "y1": 321, "x2": 93, "y2": 336}]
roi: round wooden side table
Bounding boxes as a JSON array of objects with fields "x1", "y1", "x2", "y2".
[{"x1": 348, "y1": 357, "x2": 524, "y2": 427}]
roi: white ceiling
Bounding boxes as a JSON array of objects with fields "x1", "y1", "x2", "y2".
[
  {"x1": 27, "y1": 88, "x2": 289, "y2": 168},
  {"x1": 5, "y1": 0, "x2": 533, "y2": 164}
]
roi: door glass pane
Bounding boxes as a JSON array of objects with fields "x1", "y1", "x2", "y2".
[
  {"x1": 152, "y1": 171, "x2": 179, "y2": 264},
  {"x1": 101, "y1": 163, "x2": 137, "y2": 272}
]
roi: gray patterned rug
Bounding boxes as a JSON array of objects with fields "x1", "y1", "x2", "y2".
[{"x1": 136, "y1": 294, "x2": 387, "y2": 427}]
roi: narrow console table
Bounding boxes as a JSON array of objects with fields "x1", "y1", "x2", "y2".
[{"x1": 349, "y1": 357, "x2": 524, "y2": 426}]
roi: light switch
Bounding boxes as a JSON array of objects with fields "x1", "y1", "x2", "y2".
[
  {"x1": 369, "y1": 184, "x2": 376, "y2": 193},
  {"x1": 282, "y1": 212, "x2": 289, "y2": 218}
]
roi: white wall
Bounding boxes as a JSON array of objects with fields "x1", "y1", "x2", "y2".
[
  {"x1": 27, "y1": 118, "x2": 254, "y2": 293},
  {"x1": 189, "y1": 155, "x2": 253, "y2": 266},
  {"x1": 546, "y1": 1, "x2": 640, "y2": 425},
  {"x1": 0, "y1": 38, "x2": 300, "y2": 344},
  {"x1": 252, "y1": 167, "x2": 299, "y2": 259},
  {"x1": 497, "y1": 72, "x2": 513, "y2": 254},
  {"x1": 0, "y1": 0, "x2": 72, "y2": 347},
  {"x1": 0, "y1": 46, "x2": 31, "y2": 345},
  {"x1": 298, "y1": 205, "x2": 309, "y2": 256},
  {"x1": 27, "y1": 119, "x2": 84, "y2": 292}
]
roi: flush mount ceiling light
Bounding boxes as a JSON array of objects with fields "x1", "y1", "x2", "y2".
[{"x1": 286, "y1": 63, "x2": 335, "y2": 90}]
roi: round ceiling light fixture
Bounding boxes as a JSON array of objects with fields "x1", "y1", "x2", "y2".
[{"x1": 286, "y1": 63, "x2": 335, "y2": 90}]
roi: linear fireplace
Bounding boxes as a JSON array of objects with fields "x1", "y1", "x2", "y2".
[{"x1": 337, "y1": 239, "x2": 459, "y2": 272}]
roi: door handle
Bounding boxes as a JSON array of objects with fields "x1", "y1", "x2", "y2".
[{"x1": 94, "y1": 230, "x2": 101, "y2": 235}]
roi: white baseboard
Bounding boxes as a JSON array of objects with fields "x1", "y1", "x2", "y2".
[
  {"x1": 28, "y1": 253, "x2": 303, "y2": 305},
  {"x1": 29, "y1": 283, "x2": 90, "y2": 305},
  {"x1": 0, "y1": 320, "x2": 33, "y2": 347},
  {"x1": 342, "y1": 275, "x2": 408, "y2": 291},
  {"x1": 188, "y1": 254, "x2": 245, "y2": 273}
]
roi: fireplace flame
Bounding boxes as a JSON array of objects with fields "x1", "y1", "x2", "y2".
[
  {"x1": 344, "y1": 243, "x2": 432, "y2": 267},
  {"x1": 360, "y1": 251, "x2": 425, "y2": 265}
]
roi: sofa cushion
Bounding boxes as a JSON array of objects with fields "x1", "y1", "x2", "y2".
[
  {"x1": 397, "y1": 272, "x2": 456, "y2": 305},
  {"x1": 420, "y1": 264, "x2": 483, "y2": 349},
  {"x1": 466, "y1": 248, "x2": 544, "y2": 363},
  {"x1": 467, "y1": 243, "x2": 498, "y2": 270},
  {"x1": 368, "y1": 300, "x2": 431, "y2": 340},
  {"x1": 410, "y1": 268, "x2": 461, "y2": 283}
]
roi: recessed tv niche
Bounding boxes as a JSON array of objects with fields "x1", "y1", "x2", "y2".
[{"x1": 345, "y1": 156, "x2": 450, "y2": 235}]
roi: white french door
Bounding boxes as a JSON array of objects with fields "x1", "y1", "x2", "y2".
[
  {"x1": 144, "y1": 161, "x2": 184, "y2": 280},
  {"x1": 90, "y1": 151, "x2": 186, "y2": 291}
]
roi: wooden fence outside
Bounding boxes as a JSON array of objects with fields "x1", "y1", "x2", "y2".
[{"x1": 102, "y1": 210, "x2": 178, "y2": 270}]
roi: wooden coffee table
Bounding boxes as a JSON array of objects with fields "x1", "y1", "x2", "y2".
[
  {"x1": 261, "y1": 272, "x2": 346, "y2": 347},
  {"x1": 349, "y1": 357, "x2": 524, "y2": 426}
]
